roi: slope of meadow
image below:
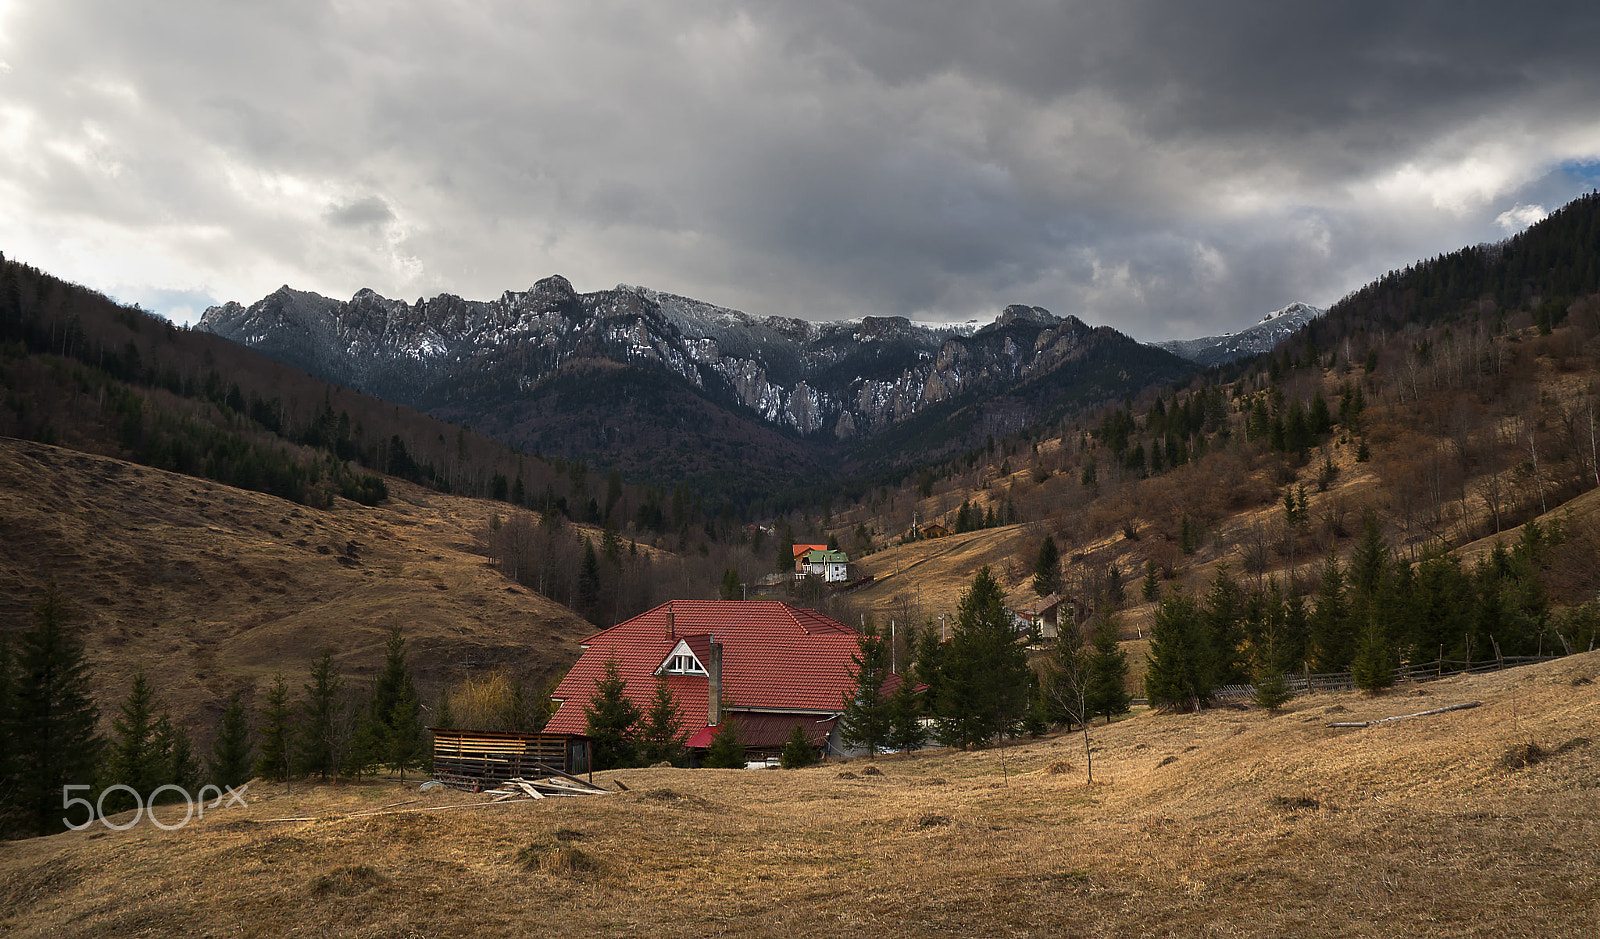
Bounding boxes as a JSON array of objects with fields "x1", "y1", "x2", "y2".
[
  {"x1": 0, "y1": 437, "x2": 594, "y2": 735},
  {"x1": 1, "y1": 653, "x2": 1595, "y2": 937}
]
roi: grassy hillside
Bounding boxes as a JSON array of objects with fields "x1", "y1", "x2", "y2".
[
  {"x1": 0, "y1": 438, "x2": 595, "y2": 740},
  {"x1": 2, "y1": 653, "x2": 1595, "y2": 937}
]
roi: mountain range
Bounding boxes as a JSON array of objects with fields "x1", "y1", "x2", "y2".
[
  {"x1": 1154, "y1": 302, "x2": 1325, "y2": 367},
  {"x1": 199, "y1": 280, "x2": 1230, "y2": 498}
]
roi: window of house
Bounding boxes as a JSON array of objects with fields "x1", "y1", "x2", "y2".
[{"x1": 665, "y1": 654, "x2": 705, "y2": 675}]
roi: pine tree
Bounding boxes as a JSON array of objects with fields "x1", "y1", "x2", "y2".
[
  {"x1": 387, "y1": 679, "x2": 426, "y2": 781},
  {"x1": 884, "y1": 674, "x2": 927, "y2": 753},
  {"x1": 153, "y1": 712, "x2": 201, "y2": 801},
  {"x1": 577, "y1": 537, "x2": 602, "y2": 619},
  {"x1": 1141, "y1": 559, "x2": 1161, "y2": 603},
  {"x1": 1203, "y1": 565, "x2": 1248, "y2": 686},
  {"x1": 8, "y1": 585, "x2": 104, "y2": 835},
  {"x1": 1309, "y1": 554, "x2": 1352, "y2": 671},
  {"x1": 702, "y1": 718, "x2": 746, "y2": 769},
  {"x1": 208, "y1": 692, "x2": 254, "y2": 790},
  {"x1": 583, "y1": 659, "x2": 639, "y2": 770},
  {"x1": 839, "y1": 622, "x2": 892, "y2": 756},
  {"x1": 1179, "y1": 515, "x2": 1198, "y2": 555},
  {"x1": 777, "y1": 525, "x2": 795, "y2": 573},
  {"x1": 719, "y1": 567, "x2": 742, "y2": 601},
  {"x1": 1032, "y1": 535, "x2": 1062, "y2": 597},
  {"x1": 256, "y1": 673, "x2": 294, "y2": 782},
  {"x1": 104, "y1": 671, "x2": 163, "y2": 815},
  {"x1": 636, "y1": 681, "x2": 687, "y2": 765},
  {"x1": 1144, "y1": 589, "x2": 1212, "y2": 712},
  {"x1": 934, "y1": 568, "x2": 1030, "y2": 748},
  {"x1": 296, "y1": 651, "x2": 343, "y2": 780},
  {"x1": 1085, "y1": 612, "x2": 1132, "y2": 723},
  {"x1": 366, "y1": 626, "x2": 423, "y2": 778},
  {"x1": 779, "y1": 723, "x2": 819, "y2": 769}
]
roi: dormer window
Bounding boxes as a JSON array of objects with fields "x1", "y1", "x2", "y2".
[
  {"x1": 656, "y1": 638, "x2": 710, "y2": 676},
  {"x1": 665, "y1": 653, "x2": 706, "y2": 675}
]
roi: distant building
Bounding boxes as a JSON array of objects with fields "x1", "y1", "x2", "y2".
[
  {"x1": 919, "y1": 523, "x2": 951, "y2": 539},
  {"x1": 800, "y1": 548, "x2": 852, "y2": 584},
  {"x1": 791, "y1": 544, "x2": 828, "y2": 573}
]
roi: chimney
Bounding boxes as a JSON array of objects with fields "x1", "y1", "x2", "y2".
[
  {"x1": 707, "y1": 640, "x2": 722, "y2": 726},
  {"x1": 666, "y1": 601, "x2": 675, "y2": 641}
]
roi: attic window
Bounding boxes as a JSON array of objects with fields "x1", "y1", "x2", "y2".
[{"x1": 664, "y1": 654, "x2": 706, "y2": 675}]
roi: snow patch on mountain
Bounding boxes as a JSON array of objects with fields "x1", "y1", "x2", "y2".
[{"x1": 1155, "y1": 302, "x2": 1324, "y2": 367}]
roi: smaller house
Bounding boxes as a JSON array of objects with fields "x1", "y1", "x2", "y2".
[
  {"x1": 801, "y1": 548, "x2": 852, "y2": 584},
  {"x1": 919, "y1": 523, "x2": 951, "y2": 539},
  {"x1": 1012, "y1": 593, "x2": 1063, "y2": 640},
  {"x1": 791, "y1": 544, "x2": 828, "y2": 573}
]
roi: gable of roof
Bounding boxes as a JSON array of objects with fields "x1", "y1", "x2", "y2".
[
  {"x1": 655, "y1": 637, "x2": 709, "y2": 675},
  {"x1": 545, "y1": 600, "x2": 864, "y2": 736},
  {"x1": 792, "y1": 544, "x2": 828, "y2": 559}
]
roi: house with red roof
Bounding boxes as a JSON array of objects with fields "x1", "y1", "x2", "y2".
[{"x1": 544, "y1": 600, "x2": 869, "y2": 764}]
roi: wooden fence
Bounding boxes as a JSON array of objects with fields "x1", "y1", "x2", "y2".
[{"x1": 1209, "y1": 654, "x2": 1567, "y2": 701}]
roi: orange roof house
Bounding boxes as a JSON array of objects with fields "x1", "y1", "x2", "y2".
[
  {"x1": 791, "y1": 544, "x2": 828, "y2": 572},
  {"x1": 545, "y1": 600, "x2": 870, "y2": 761}
]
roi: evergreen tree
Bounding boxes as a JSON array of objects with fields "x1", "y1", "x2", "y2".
[
  {"x1": 1309, "y1": 554, "x2": 1352, "y2": 671},
  {"x1": 366, "y1": 626, "x2": 423, "y2": 778},
  {"x1": 1085, "y1": 611, "x2": 1132, "y2": 723},
  {"x1": 296, "y1": 650, "x2": 343, "y2": 780},
  {"x1": 103, "y1": 671, "x2": 163, "y2": 815},
  {"x1": 1179, "y1": 515, "x2": 1198, "y2": 555},
  {"x1": 583, "y1": 659, "x2": 640, "y2": 770},
  {"x1": 719, "y1": 567, "x2": 742, "y2": 601},
  {"x1": 153, "y1": 712, "x2": 201, "y2": 800},
  {"x1": 255, "y1": 673, "x2": 294, "y2": 781},
  {"x1": 8, "y1": 585, "x2": 103, "y2": 835},
  {"x1": 702, "y1": 718, "x2": 746, "y2": 769},
  {"x1": 1203, "y1": 565, "x2": 1248, "y2": 686},
  {"x1": 1144, "y1": 589, "x2": 1213, "y2": 712},
  {"x1": 636, "y1": 680, "x2": 688, "y2": 765},
  {"x1": 577, "y1": 537, "x2": 602, "y2": 619},
  {"x1": 1032, "y1": 535, "x2": 1062, "y2": 597},
  {"x1": 1141, "y1": 559, "x2": 1161, "y2": 603},
  {"x1": 839, "y1": 622, "x2": 892, "y2": 756},
  {"x1": 777, "y1": 525, "x2": 795, "y2": 573},
  {"x1": 1351, "y1": 616, "x2": 1397, "y2": 692},
  {"x1": 779, "y1": 723, "x2": 819, "y2": 768},
  {"x1": 208, "y1": 692, "x2": 254, "y2": 790},
  {"x1": 884, "y1": 674, "x2": 927, "y2": 753},
  {"x1": 386, "y1": 679, "x2": 426, "y2": 781},
  {"x1": 934, "y1": 567, "x2": 1031, "y2": 748}
]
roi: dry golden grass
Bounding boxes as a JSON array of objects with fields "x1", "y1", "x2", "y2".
[
  {"x1": 4, "y1": 653, "x2": 1596, "y2": 937},
  {"x1": 0, "y1": 438, "x2": 595, "y2": 727}
]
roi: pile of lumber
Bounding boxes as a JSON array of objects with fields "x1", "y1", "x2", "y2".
[{"x1": 481, "y1": 764, "x2": 612, "y2": 800}]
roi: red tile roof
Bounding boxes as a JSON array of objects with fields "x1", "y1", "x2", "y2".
[{"x1": 544, "y1": 600, "x2": 863, "y2": 736}]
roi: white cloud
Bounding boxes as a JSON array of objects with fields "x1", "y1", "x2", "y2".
[{"x1": 1495, "y1": 203, "x2": 1548, "y2": 233}]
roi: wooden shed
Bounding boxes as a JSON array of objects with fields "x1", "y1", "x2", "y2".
[{"x1": 430, "y1": 728, "x2": 592, "y2": 788}]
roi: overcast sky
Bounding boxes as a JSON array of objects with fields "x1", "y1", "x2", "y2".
[{"x1": 3, "y1": 2, "x2": 1599, "y2": 340}]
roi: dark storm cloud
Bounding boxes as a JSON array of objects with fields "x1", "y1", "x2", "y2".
[
  {"x1": 325, "y1": 196, "x2": 396, "y2": 229},
  {"x1": 3, "y1": 2, "x2": 1599, "y2": 337}
]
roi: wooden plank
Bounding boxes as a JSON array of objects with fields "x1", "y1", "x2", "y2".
[
  {"x1": 531, "y1": 762, "x2": 607, "y2": 792},
  {"x1": 1328, "y1": 701, "x2": 1481, "y2": 728}
]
